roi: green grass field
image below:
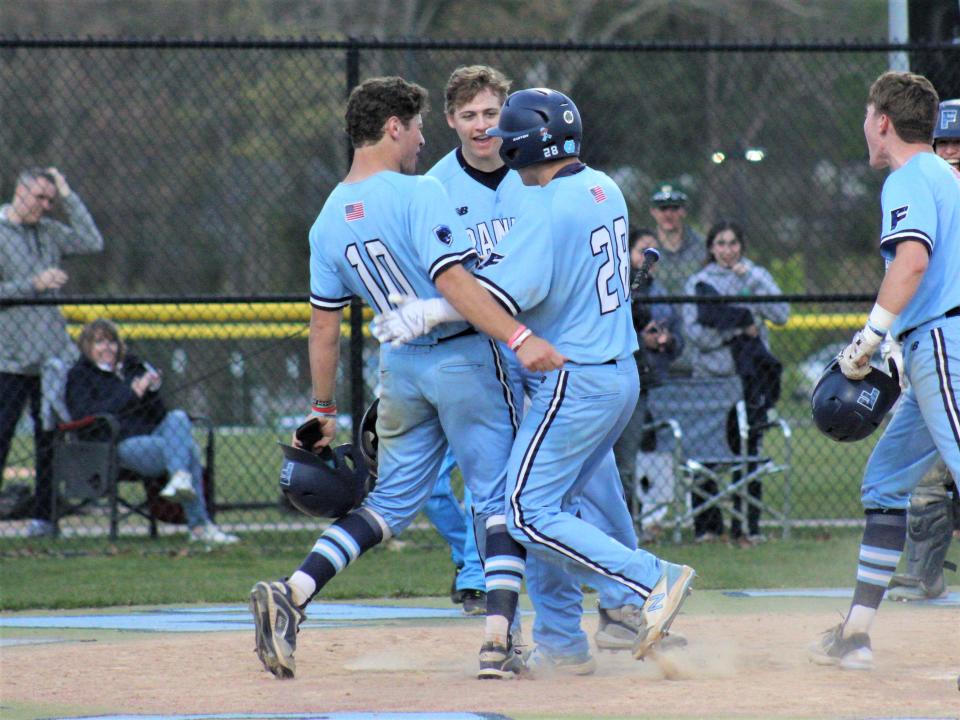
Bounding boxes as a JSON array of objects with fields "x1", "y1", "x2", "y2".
[{"x1": 3, "y1": 526, "x2": 955, "y2": 611}]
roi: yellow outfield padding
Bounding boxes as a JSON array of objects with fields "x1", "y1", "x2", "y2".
[
  {"x1": 66, "y1": 323, "x2": 370, "y2": 340},
  {"x1": 61, "y1": 302, "x2": 374, "y2": 323}
]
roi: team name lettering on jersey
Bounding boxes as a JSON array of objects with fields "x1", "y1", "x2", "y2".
[{"x1": 467, "y1": 217, "x2": 516, "y2": 258}]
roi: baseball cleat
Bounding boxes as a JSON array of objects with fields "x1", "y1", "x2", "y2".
[
  {"x1": 633, "y1": 563, "x2": 696, "y2": 660},
  {"x1": 477, "y1": 638, "x2": 526, "y2": 679},
  {"x1": 249, "y1": 580, "x2": 305, "y2": 679},
  {"x1": 460, "y1": 590, "x2": 487, "y2": 616},
  {"x1": 808, "y1": 624, "x2": 873, "y2": 670},
  {"x1": 595, "y1": 603, "x2": 642, "y2": 650},
  {"x1": 524, "y1": 645, "x2": 596, "y2": 678}
]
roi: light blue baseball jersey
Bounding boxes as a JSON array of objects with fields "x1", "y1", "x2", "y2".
[
  {"x1": 880, "y1": 153, "x2": 960, "y2": 338},
  {"x1": 308, "y1": 171, "x2": 476, "y2": 343},
  {"x1": 862, "y1": 152, "x2": 960, "y2": 510},
  {"x1": 427, "y1": 148, "x2": 536, "y2": 259},
  {"x1": 476, "y1": 164, "x2": 639, "y2": 363}
]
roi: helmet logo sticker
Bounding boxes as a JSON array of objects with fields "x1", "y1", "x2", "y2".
[
  {"x1": 563, "y1": 110, "x2": 574, "y2": 124},
  {"x1": 942, "y1": 108, "x2": 958, "y2": 129},
  {"x1": 280, "y1": 461, "x2": 293, "y2": 486},
  {"x1": 540, "y1": 127, "x2": 552, "y2": 143},
  {"x1": 857, "y1": 387, "x2": 880, "y2": 411},
  {"x1": 563, "y1": 139, "x2": 576, "y2": 154}
]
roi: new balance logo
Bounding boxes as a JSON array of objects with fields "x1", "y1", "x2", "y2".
[
  {"x1": 646, "y1": 592, "x2": 664, "y2": 612},
  {"x1": 456, "y1": 206, "x2": 469, "y2": 215}
]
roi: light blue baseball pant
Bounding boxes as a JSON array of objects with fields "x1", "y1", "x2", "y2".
[
  {"x1": 862, "y1": 317, "x2": 960, "y2": 508},
  {"x1": 507, "y1": 359, "x2": 663, "y2": 603},
  {"x1": 365, "y1": 333, "x2": 519, "y2": 536},
  {"x1": 524, "y1": 452, "x2": 638, "y2": 656},
  {"x1": 505, "y1": 354, "x2": 638, "y2": 658},
  {"x1": 423, "y1": 448, "x2": 486, "y2": 592}
]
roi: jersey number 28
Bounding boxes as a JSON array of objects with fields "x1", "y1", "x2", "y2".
[{"x1": 590, "y1": 216, "x2": 629, "y2": 314}]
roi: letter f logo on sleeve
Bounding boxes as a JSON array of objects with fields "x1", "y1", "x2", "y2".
[{"x1": 890, "y1": 205, "x2": 909, "y2": 231}]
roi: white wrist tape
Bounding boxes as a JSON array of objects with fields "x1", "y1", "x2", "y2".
[{"x1": 866, "y1": 303, "x2": 897, "y2": 338}]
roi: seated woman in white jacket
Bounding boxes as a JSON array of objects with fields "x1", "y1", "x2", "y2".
[{"x1": 681, "y1": 220, "x2": 789, "y2": 543}]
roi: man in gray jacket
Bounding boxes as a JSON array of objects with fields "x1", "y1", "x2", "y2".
[{"x1": 0, "y1": 167, "x2": 104, "y2": 537}]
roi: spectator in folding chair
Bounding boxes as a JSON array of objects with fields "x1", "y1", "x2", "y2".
[
  {"x1": 682, "y1": 220, "x2": 789, "y2": 543},
  {"x1": 64, "y1": 318, "x2": 237, "y2": 546}
]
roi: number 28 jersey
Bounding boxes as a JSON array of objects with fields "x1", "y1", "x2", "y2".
[
  {"x1": 308, "y1": 171, "x2": 476, "y2": 343},
  {"x1": 475, "y1": 164, "x2": 639, "y2": 364}
]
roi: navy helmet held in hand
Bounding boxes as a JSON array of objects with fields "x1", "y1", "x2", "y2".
[
  {"x1": 810, "y1": 358, "x2": 901, "y2": 442},
  {"x1": 278, "y1": 442, "x2": 372, "y2": 518},
  {"x1": 486, "y1": 88, "x2": 582, "y2": 170}
]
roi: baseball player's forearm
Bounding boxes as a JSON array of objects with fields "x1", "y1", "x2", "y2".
[
  {"x1": 875, "y1": 241, "x2": 929, "y2": 316},
  {"x1": 308, "y1": 306, "x2": 341, "y2": 404},
  {"x1": 435, "y1": 264, "x2": 521, "y2": 343}
]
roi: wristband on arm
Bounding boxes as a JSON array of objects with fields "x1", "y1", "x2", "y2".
[
  {"x1": 866, "y1": 303, "x2": 898, "y2": 339},
  {"x1": 310, "y1": 399, "x2": 337, "y2": 415},
  {"x1": 508, "y1": 325, "x2": 533, "y2": 352}
]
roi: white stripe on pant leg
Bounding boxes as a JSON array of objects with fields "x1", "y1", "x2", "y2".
[
  {"x1": 509, "y1": 370, "x2": 652, "y2": 597},
  {"x1": 932, "y1": 327, "x2": 960, "y2": 446}
]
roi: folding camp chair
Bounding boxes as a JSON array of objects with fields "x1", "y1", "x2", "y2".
[
  {"x1": 641, "y1": 375, "x2": 793, "y2": 543},
  {"x1": 50, "y1": 413, "x2": 216, "y2": 540}
]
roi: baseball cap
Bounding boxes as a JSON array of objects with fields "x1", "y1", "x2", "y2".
[{"x1": 650, "y1": 183, "x2": 689, "y2": 207}]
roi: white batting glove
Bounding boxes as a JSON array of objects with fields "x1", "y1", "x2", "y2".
[
  {"x1": 838, "y1": 326, "x2": 884, "y2": 379},
  {"x1": 880, "y1": 336, "x2": 907, "y2": 391},
  {"x1": 370, "y1": 294, "x2": 464, "y2": 347}
]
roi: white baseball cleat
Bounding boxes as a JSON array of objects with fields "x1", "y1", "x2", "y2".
[{"x1": 633, "y1": 562, "x2": 696, "y2": 660}]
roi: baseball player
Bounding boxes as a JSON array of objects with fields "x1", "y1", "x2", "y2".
[
  {"x1": 422, "y1": 65, "x2": 661, "y2": 673},
  {"x1": 809, "y1": 72, "x2": 960, "y2": 670},
  {"x1": 248, "y1": 76, "x2": 564, "y2": 680},
  {"x1": 883, "y1": 98, "x2": 960, "y2": 603},
  {"x1": 373, "y1": 86, "x2": 696, "y2": 662}
]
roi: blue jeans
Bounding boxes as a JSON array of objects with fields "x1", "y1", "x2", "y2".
[
  {"x1": 117, "y1": 410, "x2": 208, "y2": 528},
  {"x1": 422, "y1": 448, "x2": 486, "y2": 592}
]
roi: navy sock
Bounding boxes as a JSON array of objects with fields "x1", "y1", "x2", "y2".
[
  {"x1": 298, "y1": 508, "x2": 384, "y2": 602},
  {"x1": 851, "y1": 509, "x2": 906, "y2": 610},
  {"x1": 483, "y1": 523, "x2": 526, "y2": 626}
]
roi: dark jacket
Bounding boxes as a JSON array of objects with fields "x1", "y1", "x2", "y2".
[{"x1": 65, "y1": 354, "x2": 167, "y2": 440}]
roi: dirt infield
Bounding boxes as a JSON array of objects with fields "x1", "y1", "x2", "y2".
[{"x1": 2, "y1": 596, "x2": 958, "y2": 719}]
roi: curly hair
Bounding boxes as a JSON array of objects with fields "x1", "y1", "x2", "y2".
[
  {"x1": 868, "y1": 71, "x2": 939, "y2": 145},
  {"x1": 443, "y1": 65, "x2": 511, "y2": 115},
  {"x1": 345, "y1": 76, "x2": 429, "y2": 148}
]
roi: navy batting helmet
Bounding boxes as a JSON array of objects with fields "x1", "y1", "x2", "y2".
[
  {"x1": 934, "y1": 98, "x2": 960, "y2": 143},
  {"x1": 278, "y1": 442, "x2": 372, "y2": 518},
  {"x1": 358, "y1": 398, "x2": 379, "y2": 479},
  {"x1": 486, "y1": 88, "x2": 581, "y2": 170},
  {"x1": 810, "y1": 358, "x2": 901, "y2": 442}
]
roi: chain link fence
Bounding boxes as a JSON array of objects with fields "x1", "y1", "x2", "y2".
[{"x1": 1, "y1": 38, "x2": 957, "y2": 550}]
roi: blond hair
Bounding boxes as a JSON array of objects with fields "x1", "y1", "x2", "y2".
[{"x1": 444, "y1": 65, "x2": 511, "y2": 115}]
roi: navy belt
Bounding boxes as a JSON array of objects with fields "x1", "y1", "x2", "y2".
[
  {"x1": 436, "y1": 327, "x2": 478, "y2": 343},
  {"x1": 899, "y1": 305, "x2": 960, "y2": 341}
]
